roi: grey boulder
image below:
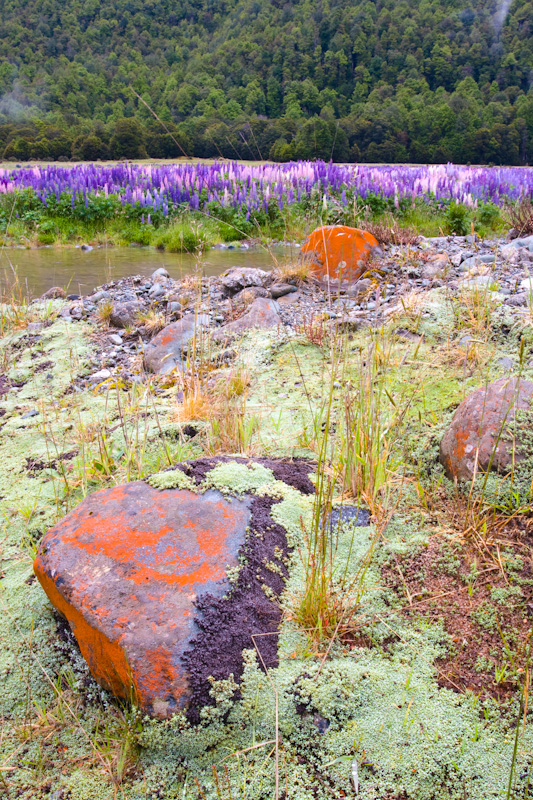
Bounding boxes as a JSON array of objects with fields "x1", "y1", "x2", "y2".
[{"x1": 144, "y1": 314, "x2": 210, "y2": 373}]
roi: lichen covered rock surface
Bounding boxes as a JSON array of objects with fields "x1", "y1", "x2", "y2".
[{"x1": 439, "y1": 376, "x2": 533, "y2": 481}]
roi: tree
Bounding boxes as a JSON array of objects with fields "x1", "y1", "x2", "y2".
[{"x1": 109, "y1": 118, "x2": 147, "y2": 158}]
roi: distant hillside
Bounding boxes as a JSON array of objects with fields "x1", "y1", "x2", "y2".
[{"x1": 0, "y1": 0, "x2": 532, "y2": 164}]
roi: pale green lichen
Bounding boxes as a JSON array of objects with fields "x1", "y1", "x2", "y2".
[
  {"x1": 146, "y1": 469, "x2": 196, "y2": 492},
  {"x1": 203, "y1": 460, "x2": 276, "y2": 494}
]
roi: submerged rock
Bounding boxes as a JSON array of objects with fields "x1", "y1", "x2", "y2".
[
  {"x1": 143, "y1": 314, "x2": 210, "y2": 373},
  {"x1": 439, "y1": 377, "x2": 533, "y2": 481}
]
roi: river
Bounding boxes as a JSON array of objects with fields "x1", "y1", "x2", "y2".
[{"x1": 0, "y1": 243, "x2": 295, "y2": 297}]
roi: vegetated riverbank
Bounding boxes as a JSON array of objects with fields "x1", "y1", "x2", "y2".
[
  {"x1": 1, "y1": 161, "x2": 531, "y2": 255},
  {"x1": 1, "y1": 227, "x2": 533, "y2": 799}
]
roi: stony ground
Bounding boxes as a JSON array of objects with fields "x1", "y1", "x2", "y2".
[{"x1": 1, "y1": 231, "x2": 533, "y2": 800}]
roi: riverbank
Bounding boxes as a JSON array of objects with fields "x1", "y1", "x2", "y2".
[{"x1": 1, "y1": 229, "x2": 533, "y2": 799}]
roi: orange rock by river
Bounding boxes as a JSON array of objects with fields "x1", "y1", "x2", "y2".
[{"x1": 301, "y1": 225, "x2": 380, "y2": 281}]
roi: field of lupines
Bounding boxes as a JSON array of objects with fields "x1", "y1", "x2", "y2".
[{"x1": 0, "y1": 160, "x2": 532, "y2": 247}]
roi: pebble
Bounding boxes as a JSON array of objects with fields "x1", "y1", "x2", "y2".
[
  {"x1": 88, "y1": 369, "x2": 112, "y2": 383},
  {"x1": 21, "y1": 410, "x2": 39, "y2": 419},
  {"x1": 152, "y1": 268, "x2": 169, "y2": 280}
]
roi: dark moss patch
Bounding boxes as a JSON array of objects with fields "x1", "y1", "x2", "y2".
[
  {"x1": 379, "y1": 518, "x2": 533, "y2": 702},
  {"x1": 180, "y1": 457, "x2": 314, "y2": 723},
  {"x1": 182, "y1": 492, "x2": 292, "y2": 722},
  {"x1": 25, "y1": 449, "x2": 77, "y2": 476},
  {"x1": 0, "y1": 375, "x2": 12, "y2": 396}
]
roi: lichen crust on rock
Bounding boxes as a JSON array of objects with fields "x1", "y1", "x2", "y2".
[{"x1": 33, "y1": 481, "x2": 252, "y2": 718}]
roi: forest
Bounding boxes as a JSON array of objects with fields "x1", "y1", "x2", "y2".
[{"x1": 0, "y1": 0, "x2": 532, "y2": 164}]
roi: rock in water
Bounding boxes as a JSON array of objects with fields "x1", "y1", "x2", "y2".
[
  {"x1": 34, "y1": 482, "x2": 251, "y2": 718},
  {"x1": 300, "y1": 225, "x2": 381, "y2": 281},
  {"x1": 439, "y1": 377, "x2": 533, "y2": 482}
]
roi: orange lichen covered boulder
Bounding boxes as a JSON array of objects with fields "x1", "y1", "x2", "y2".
[
  {"x1": 439, "y1": 377, "x2": 533, "y2": 482},
  {"x1": 34, "y1": 481, "x2": 251, "y2": 718},
  {"x1": 300, "y1": 225, "x2": 380, "y2": 281}
]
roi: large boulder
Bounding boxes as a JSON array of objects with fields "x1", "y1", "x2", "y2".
[
  {"x1": 34, "y1": 458, "x2": 315, "y2": 719},
  {"x1": 300, "y1": 225, "x2": 381, "y2": 281},
  {"x1": 144, "y1": 314, "x2": 210, "y2": 373},
  {"x1": 439, "y1": 377, "x2": 533, "y2": 482},
  {"x1": 34, "y1": 481, "x2": 251, "y2": 718},
  {"x1": 219, "y1": 267, "x2": 269, "y2": 296},
  {"x1": 214, "y1": 298, "x2": 281, "y2": 340}
]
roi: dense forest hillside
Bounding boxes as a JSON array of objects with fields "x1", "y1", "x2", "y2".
[{"x1": 0, "y1": 0, "x2": 532, "y2": 163}]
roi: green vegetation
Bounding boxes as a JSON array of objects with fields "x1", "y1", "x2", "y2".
[
  {"x1": 0, "y1": 184, "x2": 509, "y2": 250},
  {"x1": 0, "y1": 0, "x2": 532, "y2": 163},
  {"x1": 1, "y1": 221, "x2": 533, "y2": 796}
]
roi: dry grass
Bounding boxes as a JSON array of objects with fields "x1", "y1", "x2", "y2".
[
  {"x1": 360, "y1": 213, "x2": 419, "y2": 246},
  {"x1": 294, "y1": 314, "x2": 327, "y2": 347},
  {"x1": 136, "y1": 309, "x2": 167, "y2": 335},
  {"x1": 274, "y1": 259, "x2": 312, "y2": 284},
  {"x1": 96, "y1": 299, "x2": 113, "y2": 326},
  {"x1": 175, "y1": 376, "x2": 213, "y2": 422},
  {"x1": 505, "y1": 199, "x2": 533, "y2": 238}
]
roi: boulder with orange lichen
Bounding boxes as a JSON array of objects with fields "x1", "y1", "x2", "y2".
[
  {"x1": 33, "y1": 458, "x2": 316, "y2": 719},
  {"x1": 439, "y1": 377, "x2": 533, "y2": 482},
  {"x1": 300, "y1": 225, "x2": 381, "y2": 282},
  {"x1": 34, "y1": 481, "x2": 252, "y2": 718}
]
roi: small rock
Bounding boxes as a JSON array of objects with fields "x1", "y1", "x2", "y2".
[
  {"x1": 277, "y1": 290, "x2": 303, "y2": 306},
  {"x1": 109, "y1": 301, "x2": 143, "y2": 329},
  {"x1": 270, "y1": 283, "x2": 298, "y2": 299},
  {"x1": 505, "y1": 293, "x2": 528, "y2": 307},
  {"x1": 347, "y1": 278, "x2": 372, "y2": 298},
  {"x1": 144, "y1": 314, "x2": 210, "y2": 374},
  {"x1": 214, "y1": 298, "x2": 281, "y2": 340},
  {"x1": 497, "y1": 357, "x2": 514, "y2": 371},
  {"x1": 152, "y1": 267, "x2": 170, "y2": 280},
  {"x1": 41, "y1": 286, "x2": 66, "y2": 300},
  {"x1": 80, "y1": 244, "x2": 93, "y2": 252},
  {"x1": 109, "y1": 334, "x2": 123, "y2": 346},
  {"x1": 88, "y1": 369, "x2": 112, "y2": 383},
  {"x1": 232, "y1": 286, "x2": 270, "y2": 306},
  {"x1": 501, "y1": 243, "x2": 519, "y2": 261},
  {"x1": 219, "y1": 267, "x2": 269, "y2": 295},
  {"x1": 21, "y1": 410, "x2": 39, "y2": 419},
  {"x1": 149, "y1": 283, "x2": 166, "y2": 299},
  {"x1": 26, "y1": 322, "x2": 44, "y2": 333}
]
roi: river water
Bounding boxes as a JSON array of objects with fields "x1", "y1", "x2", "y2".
[{"x1": 0, "y1": 244, "x2": 296, "y2": 297}]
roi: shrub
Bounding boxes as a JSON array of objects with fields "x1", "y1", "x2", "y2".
[
  {"x1": 445, "y1": 202, "x2": 469, "y2": 236},
  {"x1": 154, "y1": 222, "x2": 210, "y2": 253}
]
